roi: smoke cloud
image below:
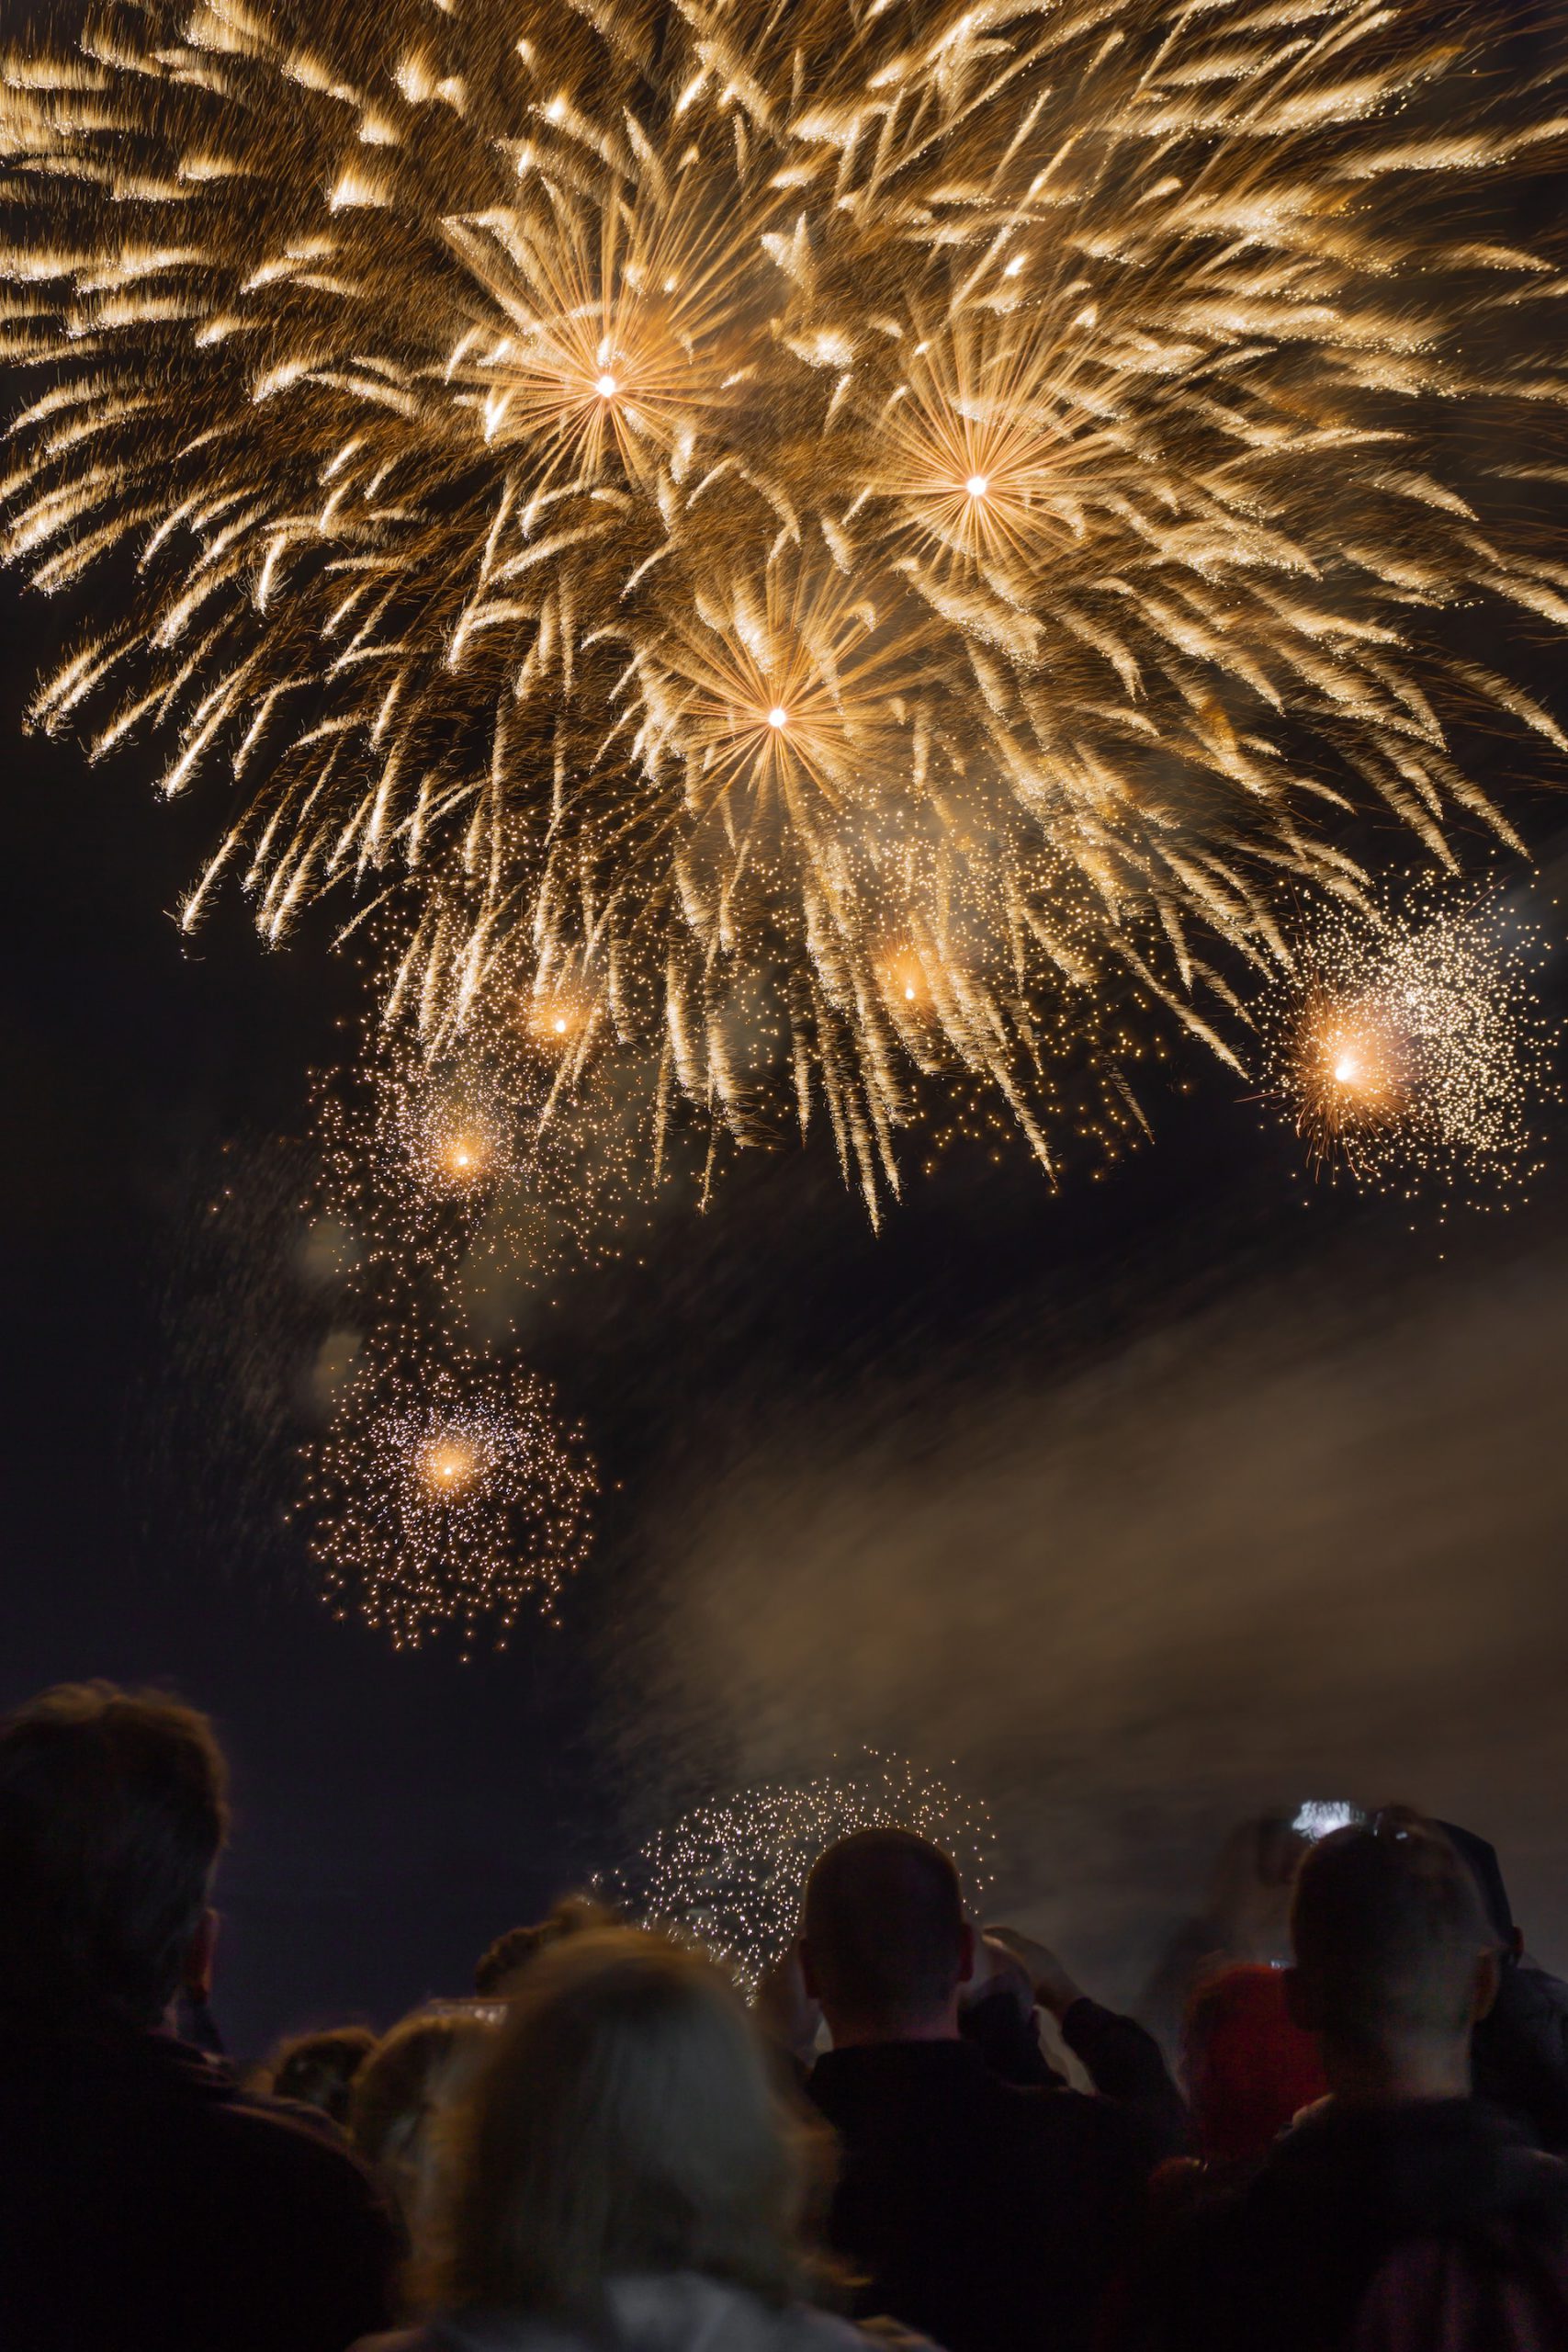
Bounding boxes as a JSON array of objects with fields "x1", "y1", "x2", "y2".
[{"x1": 619, "y1": 1226, "x2": 1568, "y2": 2009}]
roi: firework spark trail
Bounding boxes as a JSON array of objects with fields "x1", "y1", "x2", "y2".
[
  {"x1": 607, "y1": 1750, "x2": 997, "y2": 1990},
  {"x1": 4, "y1": 1, "x2": 1567, "y2": 1208},
  {"x1": 300, "y1": 1339, "x2": 597, "y2": 1654},
  {"x1": 1258, "y1": 884, "x2": 1558, "y2": 1199}
]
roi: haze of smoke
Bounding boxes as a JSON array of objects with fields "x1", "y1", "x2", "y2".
[{"x1": 616, "y1": 1227, "x2": 1568, "y2": 2007}]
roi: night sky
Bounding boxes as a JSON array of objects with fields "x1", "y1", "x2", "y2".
[{"x1": 5, "y1": 0, "x2": 1568, "y2": 2065}]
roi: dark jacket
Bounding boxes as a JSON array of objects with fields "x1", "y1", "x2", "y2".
[
  {"x1": 963, "y1": 1990, "x2": 1190, "y2": 2159},
  {"x1": 1438, "y1": 1821, "x2": 1568, "y2": 2157},
  {"x1": 807, "y1": 2018, "x2": 1175, "y2": 2352},
  {"x1": 1113, "y1": 2096, "x2": 1568, "y2": 2352},
  {"x1": 0, "y1": 2014, "x2": 400, "y2": 2351},
  {"x1": 1475, "y1": 1963, "x2": 1568, "y2": 2157}
]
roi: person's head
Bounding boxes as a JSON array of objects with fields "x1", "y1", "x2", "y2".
[
  {"x1": 474, "y1": 1894, "x2": 618, "y2": 1996},
  {"x1": 1436, "y1": 1820, "x2": 1524, "y2": 1962},
  {"x1": 0, "y1": 1680, "x2": 228, "y2": 2028},
  {"x1": 265, "y1": 2025, "x2": 377, "y2": 2128},
  {"x1": 801, "y1": 1827, "x2": 973, "y2": 2043},
  {"x1": 1184, "y1": 1963, "x2": 1327, "y2": 2166},
  {"x1": 427, "y1": 1928, "x2": 826, "y2": 2324},
  {"x1": 1287, "y1": 1808, "x2": 1501, "y2": 2101},
  {"x1": 351, "y1": 2003, "x2": 499, "y2": 2234}
]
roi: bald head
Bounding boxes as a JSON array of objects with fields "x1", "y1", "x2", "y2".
[
  {"x1": 802, "y1": 1829, "x2": 972, "y2": 2042},
  {"x1": 1288, "y1": 1809, "x2": 1500, "y2": 2098}
]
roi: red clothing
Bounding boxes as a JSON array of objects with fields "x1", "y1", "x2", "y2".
[{"x1": 1185, "y1": 1963, "x2": 1325, "y2": 2168}]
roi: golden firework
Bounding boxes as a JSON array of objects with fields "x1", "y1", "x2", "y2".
[
  {"x1": 5, "y1": 0, "x2": 1566, "y2": 1209},
  {"x1": 302, "y1": 1342, "x2": 597, "y2": 1654},
  {"x1": 608, "y1": 1750, "x2": 998, "y2": 1992},
  {"x1": 1259, "y1": 885, "x2": 1556, "y2": 1198},
  {"x1": 310, "y1": 1017, "x2": 647, "y2": 1290}
]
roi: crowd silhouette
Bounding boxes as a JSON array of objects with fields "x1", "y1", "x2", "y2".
[{"x1": 3, "y1": 1680, "x2": 1567, "y2": 2350}]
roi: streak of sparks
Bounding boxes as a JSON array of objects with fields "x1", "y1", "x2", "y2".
[{"x1": 4, "y1": 2, "x2": 1567, "y2": 1210}]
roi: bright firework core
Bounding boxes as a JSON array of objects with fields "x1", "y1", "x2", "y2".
[
  {"x1": 525, "y1": 997, "x2": 581, "y2": 1050},
  {"x1": 1260, "y1": 888, "x2": 1555, "y2": 1200},
  {"x1": 423, "y1": 1438, "x2": 478, "y2": 1493},
  {"x1": 1316, "y1": 1019, "x2": 1401, "y2": 1113},
  {"x1": 304, "y1": 1352, "x2": 597, "y2": 1651},
  {"x1": 443, "y1": 1134, "x2": 488, "y2": 1180}
]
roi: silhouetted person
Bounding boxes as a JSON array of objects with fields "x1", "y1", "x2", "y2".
[
  {"x1": 1440, "y1": 1818, "x2": 1568, "y2": 2156},
  {"x1": 0, "y1": 1680, "x2": 399, "y2": 2352},
  {"x1": 1115, "y1": 1810, "x2": 1568, "y2": 2350},
  {"x1": 472, "y1": 1895, "x2": 616, "y2": 1996},
  {"x1": 1179, "y1": 1962, "x2": 1326, "y2": 2174},
  {"x1": 261, "y1": 2026, "x2": 378, "y2": 2131},
  {"x1": 800, "y1": 1828, "x2": 1179, "y2": 2352},
  {"x1": 1139, "y1": 1963, "x2": 1327, "y2": 2235},
  {"x1": 350, "y1": 2002, "x2": 499, "y2": 2251},
  {"x1": 1141, "y1": 1810, "x2": 1312, "y2": 2056},
  {"x1": 356, "y1": 1928, "x2": 932, "y2": 2352}
]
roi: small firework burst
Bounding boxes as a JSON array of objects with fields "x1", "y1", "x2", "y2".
[
  {"x1": 302, "y1": 1343, "x2": 596, "y2": 1652},
  {"x1": 609, "y1": 1751, "x2": 997, "y2": 1991},
  {"x1": 1258, "y1": 886, "x2": 1557, "y2": 1201},
  {"x1": 311, "y1": 1015, "x2": 649, "y2": 1286}
]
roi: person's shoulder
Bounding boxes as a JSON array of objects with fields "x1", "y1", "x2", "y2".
[
  {"x1": 962, "y1": 2069, "x2": 1156, "y2": 2193},
  {"x1": 203, "y1": 2073, "x2": 394, "y2": 2218},
  {"x1": 1513, "y1": 1965, "x2": 1568, "y2": 2027},
  {"x1": 984, "y1": 2069, "x2": 1142, "y2": 2144}
]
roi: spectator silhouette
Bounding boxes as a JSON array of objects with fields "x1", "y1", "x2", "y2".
[
  {"x1": 355, "y1": 1928, "x2": 931, "y2": 2352},
  {"x1": 1115, "y1": 1809, "x2": 1568, "y2": 2350},
  {"x1": 1182, "y1": 1962, "x2": 1326, "y2": 2173},
  {"x1": 351, "y1": 2003, "x2": 499, "y2": 2249},
  {"x1": 473, "y1": 1895, "x2": 617, "y2": 1997},
  {"x1": 262, "y1": 2026, "x2": 378, "y2": 2131},
  {"x1": 799, "y1": 1828, "x2": 1180, "y2": 2352},
  {"x1": 0, "y1": 1680, "x2": 398, "y2": 2352},
  {"x1": 1440, "y1": 1819, "x2": 1568, "y2": 2157}
]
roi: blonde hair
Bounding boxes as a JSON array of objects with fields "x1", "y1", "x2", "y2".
[
  {"x1": 350, "y1": 2004, "x2": 498, "y2": 2234},
  {"x1": 425, "y1": 1928, "x2": 828, "y2": 2323}
]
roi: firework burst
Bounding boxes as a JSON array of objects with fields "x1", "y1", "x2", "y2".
[
  {"x1": 311, "y1": 1014, "x2": 648, "y2": 1287},
  {"x1": 1258, "y1": 885, "x2": 1557, "y2": 1199},
  {"x1": 4, "y1": 1, "x2": 1567, "y2": 1208},
  {"x1": 301, "y1": 1341, "x2": 596, "y2": 1653},
  {"x1": 610, "y1": 1751, "x2": 997, "y2": 1990}
]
